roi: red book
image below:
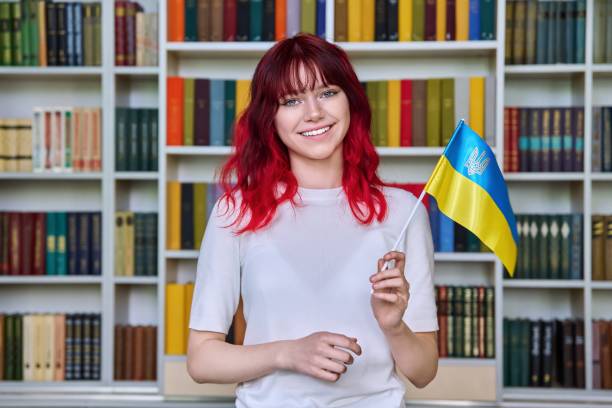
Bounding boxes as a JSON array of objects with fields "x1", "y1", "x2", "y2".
[
  {"x1": 0, "y1": 213, "x2": 8, "y2": 275},
  {"x1": 446, "y1": 0, "x2": 456, "y2": 40},
  {"x1": 510, "y1": 107, "x2": 520, "y2": 172},
  {"x1": 400, "y1": 79, "x2": 412, "y2": 147},
  {"x1": 224, "y1": 0, "x2": 237, "y2": 41},
  {"x1": 166, "y1": 77, "x2": 184, "y2": 145},
  {"x1": 33, "y1": 213, "x2": 46, "y2": 275},
  {"x1": 8, "y1": 212, "x2": 20, "y2": 275},
  {"x1": 424, "y1": 0, "x2": 437, "y2": 41},
  {"x1": 438, "y1": 286, "x2": 448, "y2": 357},
  {"x1": 168, "y1": 0, "x2": 185, "y2": 42},
  {"x1": 504, "y1": 107, "x2": 511, "y2": 171},
  {"x1": 20, "y1": 212, "x2": 34, "y2": 275},
  {"x1": 115, "y1": 1, "x2": 127, "y2": 65}
]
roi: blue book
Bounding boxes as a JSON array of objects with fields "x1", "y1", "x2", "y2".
[
  {"x1": 67, "y1": 213, "x2": 78, "y2": 275},
  {"x1": 316, "y1": 0, "x2": 326, "y2": 38},
  {"x1": 469, "y1": 0, "x2": 480, "y2": 40},
  {"x1": 46, "y1": 212, "x2": 57, "y2": 275},
  {"x1": 55, "y1": 212, "x2": 67, "y2": 275},
  {"x1": 575, "y1": 0, "x2": 586, "y2": 63},
  {"x1": 546, "y1": 1, "x2": 556, "y2": 63},
  {"x1": 209, "y1": 80, "x2": 225, "y2": 146},
  {"x1": 536, "y1": 1, "x2": 548, "y2": 64},
  {"x1": 250, "y1": 0, "x2": 263, "y2": 41},
  {"x1": 66, "y1": 2, "x2": 74, "y2": 66},
  {"x1": 78, "y1": 213, "x2": 91, "y2": 275},
  {"x1": 439, "y1": 212, "x2": 455, "y2": 252},
  {"x1": 225, "y1": 80, "x2": 236, "y2": 146},
  {"x1": 74, "y1": 3, "x2": 83, "y2": 66}
]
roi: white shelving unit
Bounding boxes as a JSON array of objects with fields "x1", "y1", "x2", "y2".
[{"x1": 1, "y1": 0, "x2": 611, "y2": 406}]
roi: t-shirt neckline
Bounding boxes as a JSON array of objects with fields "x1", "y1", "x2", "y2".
[{"x1": 297, "y1": 185, "x2": 344, "y2": 202}]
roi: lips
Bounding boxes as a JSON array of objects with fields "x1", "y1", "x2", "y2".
[{"x1": 299, "y1": 124, "x2": 334, "y2": 138}]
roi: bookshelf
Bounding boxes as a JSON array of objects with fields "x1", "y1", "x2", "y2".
[{"x1": 2, "y1": 0, "x2": 612, "y2": 406}]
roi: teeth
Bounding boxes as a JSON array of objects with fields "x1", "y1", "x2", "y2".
[{"x1": 301, "y1": 126, "x2": 330, "y2": 137}]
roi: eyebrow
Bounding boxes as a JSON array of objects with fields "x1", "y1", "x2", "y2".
[{"x1": 285, "y1": 85, "x2": 332, "y2": 96}]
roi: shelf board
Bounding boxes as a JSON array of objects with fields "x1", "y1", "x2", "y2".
[
  {"x1": 113, "y1": 66, "x2": 159, "y2": 76},
  {"x1": 165, "y1": 40, "x2": 498, "y2": 58},
  {"x1": 0, "y1": 276, "x2": 103, "y2": 284},
  {"x1": 591, "y1": 281, "x2": 612, "y2": 290},
  {"x1": 504, "y1": 172, "x2": 585, "y2": 182},
  {"x1": 0, "y1": 172, "x2": 103, "y2": 180},
  {"x1": 503, "y1": 279, "x2": 584, "y2": 289},
  {"x1": 114, "y1": 276, "x2": 158, "y2": 285},
  {"x1": 166, "y1": 146, "x2": 463, "y2": 157},
  {"x1": 165, "y1": 250, "x2": 198, "y2": 259},
  {"x1": 434, "y1": 252, "x2": 496, "y2": 262},
  {"x1": 592, "y1": 64, "x2": 612, "y2": 74},
  {"x1": 504, "y1": 64, "x2": 586, "y2": 76},
  {"x1": 0, "y1": 66, "x2": 103, "y2": 77},
  {"x1": 114, "y1": 172, "x2": 159, "y2": 180},
  {"x1": 591, "y1": 173, "x2": 612, "y2": 181},
  {"x1": 0, "y1": 381, "x2": 105, "y2": 393},
  {"x1": 502, "y1": 387, "x2": 612, "y2": 403}
]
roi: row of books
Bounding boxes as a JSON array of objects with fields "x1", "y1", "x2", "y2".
[
  {"x1": 593, "y1": 319, "x2": 612, "y2": 389},
  {"x1": 592, "y1": 106, "x2": 612, "y2": 173},
  {"x1": 166, "y1": 181, "x2": 224, "y2": 251},
  {"x1": 114, "y1": 1, "x2": 158, "y2": 66},
  {"x1": 364, "y1": 76, "x2": 494, "y2": 147},
  {"x1": 335, "y1": 0, "x2": 495, "y2": 42},
  {"x1": 113, "y1": 324, "x2": 157, "y2": 381},
  {"x1": 0, "y1": 212, "x2": 102, "y2": 276},
  {"x1": 165, "y1": 282, "x2": 194, "y2": 355},
  {"x1": 510, "y1": 213, "x2": 583, "y2": 280},
  {"x1": 429, "y1": 197, "x2": 489, "y2": 253},
  {"x1": 593, "y1": 0, "x2": 612, "y2": 64},
  {"x1": 0, "y1": 119, "x2": 31, "y2": 172},
  {"x1": 503, "y1": 318, "x2": 585, "y2": 388},
  {"x1": 115, "y1": 108, "x2": 158, "y2": 172},
  {"x1": 0, "y1": 1, "x2": 102, "y2": 66},
  {"x1": 505, "y1": 0, "x2": 586, "y2": 65},
  {"x1": 114, "y1": 212, "x2": 158, "y2": 277},
  {"x1": 503, "y1": 107, "x2": 584, "y2": 173},
  {"x1": 435, "y1": 285, "x2": 495, "y2": 359},
  {"x1": 592, "y1": 215, "x2": 612, "y2": 282},
  {"x1": 168, "y1": 0, "x2": 325, "y2": 42},
  {"x1": 33, "y1": 107, "x2": 102, "y2": 173},
  {"x1": 1, "y1": 313, "x2": 101, "y2": 381}
]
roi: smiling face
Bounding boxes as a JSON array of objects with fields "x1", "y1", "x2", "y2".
[{"x1": 273, "y1": 63, "x2": 351, "y2": 176}]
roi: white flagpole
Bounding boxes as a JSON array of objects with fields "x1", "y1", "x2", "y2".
[{"x1": 380, "y1": 187, "x2": 428, "y2": 272}]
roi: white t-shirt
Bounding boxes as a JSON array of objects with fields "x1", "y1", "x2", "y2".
[{"x1": 189, "y1": 184, "x2": 438, "y2": 408}]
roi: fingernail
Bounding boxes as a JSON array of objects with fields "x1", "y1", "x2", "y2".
[{"x1": 370, "y1": 288, "x2": 374, "y2": 294}]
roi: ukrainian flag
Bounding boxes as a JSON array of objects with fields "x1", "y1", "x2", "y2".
[{"x1": 424, "y1": 119, "x2": 519, "y2": 276}]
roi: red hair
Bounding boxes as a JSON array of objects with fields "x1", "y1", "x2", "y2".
[{"x1": 216, "y1": 33, "x2": 393, "y2": 235}]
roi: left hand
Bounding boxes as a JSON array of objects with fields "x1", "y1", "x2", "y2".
[{"x1": 370, "y1": 251, "x2": 410, "y2": 333}]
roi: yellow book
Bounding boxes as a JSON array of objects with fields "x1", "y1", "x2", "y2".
[
  {"x1": 398, "y1": 0, "x2": 413, "y2": 41},
  {"x1": 124, "y1": 212, "x2": 135, "y2": 276},
  {"x1": 165, "y1": 283, "x2": 186, "y2": 355},
  {"x1": 347, "y1": 0, "x2": 362, "y2": 42},
  {"x1": 114, "y1": 212, "x2": 126, "y2": 276},
  {"x1": 34, "y1": 314, "x2": 44, "y2": 381},
  {"x1": 43, "y1": 314, "x2": 55, "y2": 381},
  {"x1": 23, "y1": 315, "x2": 33, "y2": 380},
  {"x1": 469, "y1": 77, "x2": 485, "y2": 138},
  {"x1": 184, "y1": 282, "x2": 195, "y2": 351},
  {"x1": 436, "y1": 0, "x2": 446, "y2": 41},
  {"x1": 235, "y1": 80, "x2": 251, "y2": 120},
  {"x1": 456, "y1": 0, "x2": 469, "y2": 41},
  {"x1": 362, "y1": 0, "x2": 375, "y2": 41},
  {"x1": 387, "y1": 80, "x2": 401, "y2": 147},
  {"x1": 166, "y1": 181, "x2": 181, "y2": 250}
]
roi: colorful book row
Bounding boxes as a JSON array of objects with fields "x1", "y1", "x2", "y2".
[
  {"x1": 505, "y1": 0, "x2": 586, "y2": 65},
  {"x1": 115, "y1": 1, "x2": 158, "y2": 66},
  {"x1": 592, "y1": 215, "x2": 612, "y2": 282},
  {"x1": 503, "y1": 318, "x2": 585, "y2": 388},
  {"x1": 510, "y1": 213, "x2": 583, "y2": 280},
  {"x1": 435, "y1": 285, "x2": 495, "y2": 359},
  {"x1": 0, "y1": 0, "x2": 102, "y2": 66},
  {"x1": 168, "y1": 0, "x2": 326, "y2": 42},
  {"x1": 503, "y1": 107, "x2": 584, "y2": 173},
  {"x1": 0, "y1": 313, "x2": 101, "y2": 381},
  {"x1": 335, "y1": 0, "x2": 496, "y2": 42},
  {"x1": 113, "y1": 324, "x2": 157, "y2": 381},
  {"x1": 114, "y1": 212, "x2": 158, "y2": 277},
  {"x1": 115, "y1": 108, "x2": 158, "y2": 172},
  {"x1": 0, "y1": 211, "x2": 102, "y2": 276}
]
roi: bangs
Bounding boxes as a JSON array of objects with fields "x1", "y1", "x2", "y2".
[{"x1": 275, "y1": 58, "x2": 331, "y2": 101}]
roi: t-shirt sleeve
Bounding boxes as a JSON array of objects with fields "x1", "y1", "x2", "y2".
[
  {"x1": 401, "y1": 198, "x2": 439, "y2": 332},
  {"x1": 189, "y1": 197, "x2": 241, "y2": 334}
]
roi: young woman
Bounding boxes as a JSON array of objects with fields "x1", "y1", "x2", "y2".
[{"x1": 186, "y1": 33, "x2": 438, "y2": 408}]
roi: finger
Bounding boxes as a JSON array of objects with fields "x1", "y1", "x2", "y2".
[
  {"x1": 326, "y1": 334, "x2": 362, "y2": 356},
  {"x1": 372, "y1": 277, "x2": 406, "y2": 291},
  {"x1": 370, "y1": 268, "x2": 403, "y2": 283},
  {"x1": 325, "y1": 347, "x2": 355, "y2": 365},
  {"x1": 315, "y1": 355, "x2": 347, "y2": 375},
  {"x1": 372, "y1": 292, "x2": 400, "y2": 303},
  {"x1": 383, "y1": 251, "x2": 406, "y2": 271},
  {"x1": 313, "y1": 367, "x2": 340, "y2": 382}
]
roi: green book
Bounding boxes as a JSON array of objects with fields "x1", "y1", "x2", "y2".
[
  {"x1": 412, "y1": 0, "x2": 425, "y2": 40},
  {"x1": 13, "y1": 314, "x2": 22, "y2": 380},
  {"x1": 471, "y1": 287, "x2": 479, "y2": 356},
  {"x1": 83, "y1": 4, "x2": 93, "y2": 66},
  {"x1": 184, "y1": 0, "x2": 197, "y2": 41},
  {"x1": 28, "y1": 0, "x2": 38, "y2": 66},
  {"x1": 528, "y1": 215, "x2": 538, "y2": 279},
  {"x1": 128, "y1": 109, "x2": 140, "y2": 171},
  {"x1": 150, "y1": 109, "x2": 158, "y2": 171},
  {"x1": 508, "y1": 320, "x2": 520, "y2": 386},
  {"x1": 183, "y1": 78, "x2": 195, "y2": 146},
  {"x1": 366, "y1": 82, "x2": 378, "y2": 145},
  {"x1": 46, "y1": 212, "x2": 57, "y2": 275},
  {"x1": 224, "y1": 80, "x2": 236, "y2": 146},
  {"x1": 519, "y1": 319, "x2": 530, "y2": 386},
  {"x1": 249, "y1": 0, "x2": 263, "y2": 41},
  {"x1": 521, "y1": 215, "x2": 531, "y2": 279},
  {"x1": 10, "y1": 2, "x2": 22, "y2": 66},
  {"x1": 446, "y1": 286, "x2": 454, "y2": 356},
  {"x1": 193, "y1": 183, "x2": 207, "y2": 250},
  {"x1": 559, "y1": 214, "x2": 571, "y2": 280},
  {"x1": 134, "y1": 213, "x2": 145, "y2": 276},
  {"x1": 441, "y1": 78, "x2": 455, "y2": 146},
  {"x1": 426, "y1": 79, "x2": 441, "y2": 147},
  {"x1": 376, "y1": 81, "x2": 388, "y2": 147},
  {"x1": 454, "y1": 286, "x2": 464, "y2": 357},
  {"x1": 139, "y1": 109, "x2": 151, "y2": 172},
  {"x1": 20, "y1": 0, "x2": 30, "y2": 66},
  {"x1": 480, "y1": 0, "x2": 495, "y2": 40},
  {"x1": 301, "y1": 0, "x2": 316, "y2": 35},
  {"x1": 0, "y1": 2, "x2": 11, "y2": 65},
  {"x1": 485, "y1": 287, "x2": 495, "y2": 358},
  {"x1": 56, "y1": 212, "x2": 67, "y2": 275},
  {"x1": 503, "y1": 318, "x2": 510, "y2": 385},
  {"x1": 463, "y1": 287, "x2": 472, "y2": 357},
  {"x1": 549, "y1": 215, "x2": 561, "y2": 279},
  {"x1": 115, "y1": 108, "x2": 128, "y2": 171},
  {"x1": 537, "y1": 214, "x2": 550, "y2": 279},
  {"x1": 4, "y1": 315, "x2": 14, "y2": 379},
  {"x1": 93, "y1": 3, "x2": 101, "y2": 66}
]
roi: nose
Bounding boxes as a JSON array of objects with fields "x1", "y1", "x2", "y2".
[{"x1": 304, "y1": 95, "x2": 323, "y2": 121}]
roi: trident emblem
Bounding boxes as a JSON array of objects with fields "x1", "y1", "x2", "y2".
[{"x1": 465, "y1": 147, "x2": 490, "y2": 176}]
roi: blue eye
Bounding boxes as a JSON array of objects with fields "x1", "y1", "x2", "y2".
[
  {"x1": 282, "y1": 98, "x2": 299, "y2": 106},
  {"x1": 323, "y1": 89, "x2": 338, "y2": 97}
]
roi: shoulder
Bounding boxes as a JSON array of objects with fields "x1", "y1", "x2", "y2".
[{"x1": 381, "y1": 186, "x2": 424, "y2": 214}]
